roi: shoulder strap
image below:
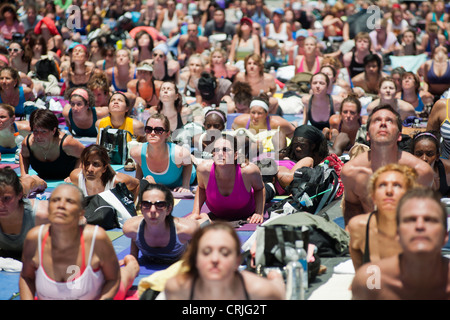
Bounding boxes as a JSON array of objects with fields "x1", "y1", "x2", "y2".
[{"x1": 363, "y1": 212, "x2": 376, "y2": 264}]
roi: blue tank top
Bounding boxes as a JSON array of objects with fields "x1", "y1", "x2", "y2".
[
  {"x1": 140, "y1": 142, "x2": 196, "y2": 188},
  {"x1": 111, "y1": 67, "x2": 136, "y2": 92},
  {"x1": 427, "y1": 61, "x2": 450, "y2": 84},
  {"x1": 135, "y1": 216, "x2": 187, "y2": 264},
  {"x1": 0, "y1": 87, "x2": 26, "y2": 117}
]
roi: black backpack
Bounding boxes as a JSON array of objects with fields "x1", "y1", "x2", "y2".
[
  {"x1": 268, "y1": 165, "x2": 340, "y2": 215},
  {"x1": 35, "y1": 57, "x2": 60, "y2": 81}
]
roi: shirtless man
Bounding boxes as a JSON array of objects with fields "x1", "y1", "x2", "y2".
[
  {"x1": 177, "y1": 23, "x2": 210, "y2": 61},
  {"x1": 352, "y1": 187, "x2": 450, "y2": 300},
  {"x1": 234, "y1": 53, "x2": 276, "y2": 96},
  {"x1": 351, "y1": 53, "x2": 388, "y2": 96},
  {"x1": 341, "y1": 104, "x2": 434, "y2": 225}
]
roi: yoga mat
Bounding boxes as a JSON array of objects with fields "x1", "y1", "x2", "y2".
[
  {"x1": 0, "y1": 154, "x2": 15, "y2": 162},
  {"x1": 0, "y1": 163, "x2": 18, "y2": 169},
  {"x1": 107, "y1": 230, "x2": 124, "y2": 241}
]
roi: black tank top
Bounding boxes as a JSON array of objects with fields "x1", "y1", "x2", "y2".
[
  {"x1": 348, "y1": 50, "x2": 371, "y2": 78},
  {"x1": 307, "y1": 94, "x2": 335, "y2": 131},
  {"x1": 436, "y1": 159, "x2": 450, "y2": 196},
  {"x1": 362, "y1": 211, "x2": 376, "y2": 264},
  {"x1": 26, "y1": 134, "x2": 78, "y2": 180}
]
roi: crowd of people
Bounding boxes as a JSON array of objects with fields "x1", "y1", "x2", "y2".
[{"x1": 0, "y1": 0, "x2": 450, "y2": 301}]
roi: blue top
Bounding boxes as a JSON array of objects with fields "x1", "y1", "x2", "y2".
[
  {"x1": 0, "y1": 86, "x2": 26, "y2": 117},
  {"x1": 135, "y1": 216, "x2": 187, "y2": 264},
  {"x1": 111, "y1": 67, "x2": 136, "y2": 92},
  {"x1": 140, "y1": 142, "x2": 196, "y2": 189}
]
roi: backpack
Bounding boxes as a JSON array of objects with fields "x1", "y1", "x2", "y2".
[
  {"x1": 268, "y1": 164, "x2": 340, "y2": 216},
  {"x1": 35, "y1": 56, "x2": 60, "y2": 81},
  {"x1": 99, "y1": 126, "x2": 133, "y2": 165}
]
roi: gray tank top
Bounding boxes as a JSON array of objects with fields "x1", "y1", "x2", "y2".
[{"x1": 0, "y1": 199, "x2": 38, "y2": 252}]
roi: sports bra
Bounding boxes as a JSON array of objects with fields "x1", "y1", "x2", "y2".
[
  {"x1": 112, "y1": 67, "x2": 137, "y2": 92},
  {"x1": 0, "y1": 86, "x2": 26, "y2": 117},
  {"x1": 362, "y1": 211, "x2": 376, "y2": 264},
  {"x1": 190, "y1": 271, "x2": 250, "y2": 300},
  {"x1": 401, "y1": 92, "x2": 425, "y2": 112},
  {"x1": 140, "y1": 142, "x2": 196, "y2": 188},
  {"x1": 135, "y1": 216, "x2": 187, "y2": 264},
  {"x1": 427, "y1": 61, "x2": 450, "y2": 84},
  {"x1": 68, "y1": 107, "x2": 98, "y2": 137},
  {"x1": 307, "y1": 94, "x2": 335, "y2": 131},
  {"x1": 297, "y1": 56, "x2": 321, "y2": 74},
  {"x1": 35, "y1": 224, "x2": 105, "y2": 300}
]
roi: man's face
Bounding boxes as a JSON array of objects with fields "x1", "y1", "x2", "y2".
[
  {"x1": 213, "y1": 10, "x2": 225, "y2": 25},
  {"x1": 398, "y1": 198, "x2": 448, "y2": 254},
  {"x1": 367, "y1": 109, "x2": 401, "y2": 145}
]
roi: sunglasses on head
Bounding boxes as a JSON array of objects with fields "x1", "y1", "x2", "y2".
[
  {"x1": 145, "y1": 126, "x2": 168, "y2": 134},
  {"x1": 141, "y1": 200, "x2": 168, "y2": 210}
]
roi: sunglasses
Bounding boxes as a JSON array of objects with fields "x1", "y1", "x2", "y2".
[
  {"x1": 141, "y1": 200, "x2": 168, "y2": 210},
  {"x1": 153, "y1": 53, "x2": 165, "y2": 58},
  {"x1": 145, "y1": 126, "x2": 168, "y2": 134},
  {"x1": 213, "y1": 147, "x2": 233, "y2": 154},
  {"x1": 7, "y1": 47, "x2": 20, "y2": 53}
]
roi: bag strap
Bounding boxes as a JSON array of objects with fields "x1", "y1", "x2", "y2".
[{"x1": 274, "y1": 226, "x2": 286, "y2": 263}]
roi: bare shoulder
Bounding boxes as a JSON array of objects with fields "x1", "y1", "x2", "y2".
[
  {"x1": 242, "y1": 270, "x2": 285, "y2": 300},
  {"x1": 347, "y1": 213, "x2": 370, "y2": 238},
  {"x1": 165, "y1": 274, "x2": 192, "y2": 300},
  {"x1": 240, "y1": 162, "x2": 261, "y2": 175},
  {"x1": 197, "y1": 159, "x2": 214, "y2": 173}
]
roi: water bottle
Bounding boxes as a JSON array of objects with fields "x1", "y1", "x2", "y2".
[
  {"x1": 269, "y1": 66, "x2": 276, "y2": 79},
  {"x1": 218, "y1": 100, "x2": 227, "y2": 114},
  {"x1": 137, "y1": 102, "x2": 145, "y2": 123},
  {"x1": 296, "y1": 240, "x2": 308, "y2": 290},
  {"x1": 285, "y1": 252, "x2": 305, "y2": 300},
  {"x1": 14, "y1": 134, "x2": 24, "y2": 164}
]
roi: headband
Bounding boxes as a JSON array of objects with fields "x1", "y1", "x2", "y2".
[
  {"x1": 206, "y1": 110, "x2": 226, "y2": 123},
  {"x1": 414, "y1": 132, "x2": 438, "y2": 141},
  {"x1": 0, "y1": 54, "x2": 9, "y2": 66},
  {"x1": 73, "y1": 44, "x2": 88, "y2": 54},
  {"x1": 249, "y1": 99, "x2": 269, "y2": 112},
  {"x1": 71, "y1": 88, "x2": 89, "y2": 102}
]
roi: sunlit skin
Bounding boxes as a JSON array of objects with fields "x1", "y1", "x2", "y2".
[
  {"x1": 372, "y1": 171, "x2": 408, "y2": 214},
  {"x1": 0, "y1": 185, "x2": 22, "y2": 219},
  {"x1": 82, "y1": 154, "x2": 107, "y2": 181}
]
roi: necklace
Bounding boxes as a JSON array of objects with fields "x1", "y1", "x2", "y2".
[{"x1": 40, "y1": 142, "x2": 53, "y2": 161}]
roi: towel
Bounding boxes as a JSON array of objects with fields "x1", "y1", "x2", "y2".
[{"x1": 137, "y1": 260, "x2": 188, "y2": 296}]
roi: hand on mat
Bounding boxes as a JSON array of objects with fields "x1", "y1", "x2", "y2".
[
  {"x1": 247, "y1": 213, "x2": 264, "y2": 224},
  {"x1": 173, "y1": 186, "x2": 191, "y2": 193}
]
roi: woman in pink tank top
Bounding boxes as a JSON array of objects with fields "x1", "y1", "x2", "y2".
[{"x1": 190, "y1": 135, "x2": 265, "y2": 224}]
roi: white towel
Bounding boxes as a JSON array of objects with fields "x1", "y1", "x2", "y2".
[{"x1": 0, "y1": 257, "x2": 22, "y2": 272}]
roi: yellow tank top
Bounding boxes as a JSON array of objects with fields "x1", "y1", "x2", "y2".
[{"x1": 99, "y1": 116, "x2": 134, "y2": 142}]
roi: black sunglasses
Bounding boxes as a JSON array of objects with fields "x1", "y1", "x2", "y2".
[
  {"x1": 145, "y1": 126, "x2": 168, "y2": 134},
  {"x1": 141, "y1": 200, "x2": 168, "y2": 210}
]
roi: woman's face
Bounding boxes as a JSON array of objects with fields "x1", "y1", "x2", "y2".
[
  {"x1": 153, "y1": 50, "x2": 166, "y2": 63},
  {"x1": 89, "y1": 40, "x2": 100, "y2": 55},
  {"x1": 115, "y1": 49, "x2": 130, "y2": 66},
  {"x1": 292, "y1": 137, "x2": 313, "y2": 160},
  {"x1": 92, "y1": 88, "x2": 109, "y2": 106},
  {"x1": 145, "y1": 118, "x2": 169, "y2": 143},
  {"x1": 196, "y1": 229, "x2": 240, "y2": 281},
  {"x1": 70, "y1": 95, "x2": 88, "y2": 114},
  {"x1": 72, "y1": 46, "x2": 87, "y2": 62},
  {"x1": 212, "y1": 138, "x2": 236, "y2": 166},
  {"x1": 188, "y1": 58, "x2": 204, "y2": 76},
  {"x1": 311, "y1": 74, "x2": 328, "y2": 95},
  {"x1": 245, "y1": 58, "x2": 260, "y2": 75},
  {"x1": 0, "y1": 185, "x2": 21, "y2": 218},
  {"x1": 372, "y1": 171, "x2": 408, "y2": 213},
  {"x1": 402, "y1": 31, "x2": 415, "y2": 45},
  {"x1": 320, "y1": 67, "x2": 335, "y2": 84},
  {"x1": 137, "y1": 34, "x2": 151, "y2": 48},
  {"x1": 413, "y1": 139, "x2": 438, "y2": 166},
  {"x1": 0, "y1": 107, "x2": 13, "y2": 130},
  {"x1": 48, "y1": 184, "x2": 84, "y2": 226},
  {"x1": 140, "y1": 189, "x2": 170, "y2": 225},
  {"x1": 0, "y1": 70, "x2": 17, "y2": 90},
  {"x1": 211, "y1": 51, "x2": 225, "y2": 65},
  {"x1": 8, "y1": 43, "x2": 23, "y2": 59},
  {"x1": 159, "y1": 82, "x2": 178, "y2": 103},
  {"x1": 108, "y1": 93, "x2": 129, "y2": 114},
  {"x1": 402, "y1": 74, "x2": 416, "y2": 91},
  {"x1": 304, "y1": 38, "x2": 316, "y2": 54},
  {"x1": 32, "y1": 126, "x2": 56, "y2": 145},
  {"x1": 204, "y1": 114, "x2": 225, "y2": 131},
  {"x1": 355, "y1": 38, "x2": 370, "y2": 51},
  {"x1": 249, "y1": 106, "x2": 267, "y2": 126},
  {"x1": 82, "y1": 153, "x2": 107, "y2": 181},
  {"x1": 379, "y1": 81, "x2": 396, "y2": 100}
]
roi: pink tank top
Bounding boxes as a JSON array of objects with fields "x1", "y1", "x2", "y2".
[
  {"x1": 205, "y1": 163, "x2": 256, "y2": 220},
  {"x1": 35, "y1": 224, "x2": 105, "y2": 300},
  {"x1": 297, "y1": 56, "x2": 321, "y2": 74}
]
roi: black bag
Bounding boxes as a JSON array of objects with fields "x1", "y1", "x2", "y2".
[
  {"x1": 254, "y1": 224, "x2": 320, "y2": 282},
  {"x1": 268, "y1": 165, "x2": 340, "y2": 215},
  {"x1": 84, "y1": 182, "x2": 137, "y2": 230},
  {"x1": 99, "y1": 126, "x2": 132, "y2": 165}
]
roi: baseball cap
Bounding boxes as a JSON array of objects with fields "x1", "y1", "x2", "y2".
[
  {"x1": 273, "y1": 8, "x2": 284, "y2": 15},
  {"x1": 136, "y1": 62, "x2": 153, "y2": 72}
]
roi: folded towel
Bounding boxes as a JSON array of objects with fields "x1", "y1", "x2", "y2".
[
  {"x1": 333, "y1": 259, "x2": 355, "y2": 274},
  {"x1": 0, "y1": 257, "x2": 22, "y2": 272}
]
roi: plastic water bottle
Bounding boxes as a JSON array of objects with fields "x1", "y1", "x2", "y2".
[
  {"x1": 269, "y1": 66, "x2": 276, "y2": 78},
  {"x1": 285, "y1": 252, "x2": 305, "y2": 300},
  {"x1": 14, "y1": 134, "x2": 24, "y2": 164},
  {"x1": 296, "y1": 240, "x2": 308, "y2": 290},
  {"x1": 137, "y1": 102, "x2": 145, "y2": 123},
  {"x1": 218, "y1": 100, "x2": 227, "y2": 114}
]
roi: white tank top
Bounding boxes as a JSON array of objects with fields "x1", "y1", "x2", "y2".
[
  {"x1": 35, "y1": 224, "x2": 105, "y2": 300},
  {"x1": 267, "y1": 23, "x2": 288, "y2": 42},
  {"x1": 161, "y1": 10, "x2": 178, "y2": 37},
  {"x1": 78, "y1": 171, "x2": 116, "y2": 197}
]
